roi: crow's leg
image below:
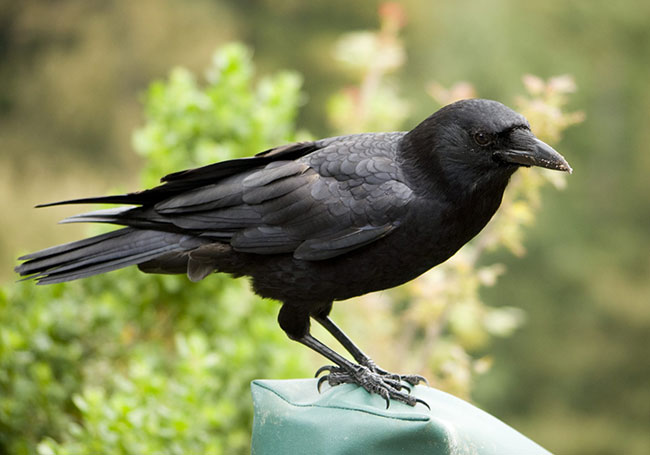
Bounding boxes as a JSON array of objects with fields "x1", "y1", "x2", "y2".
[
  {"x1": 313, "y1": 313, "x2": 370, "y2": 366},
  {"x1": 314, "y1": 314, "x2": 427, "y2": 387},
  {"x1": 278, "y1": 303, "x2": 426, "y2": 408}
]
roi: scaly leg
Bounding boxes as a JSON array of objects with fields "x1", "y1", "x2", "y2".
[{"x1": 314, "y1": 315, "x2": 428, "y2": 387}]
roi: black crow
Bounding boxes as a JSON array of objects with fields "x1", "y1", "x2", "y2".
[{"x1": 16, "y1": 99, "x2": 571, "y2": 406}]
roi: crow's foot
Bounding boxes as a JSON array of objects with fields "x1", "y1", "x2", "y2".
[{"x1": 315, "y1": 364, "x2": 430, "y2": 409}]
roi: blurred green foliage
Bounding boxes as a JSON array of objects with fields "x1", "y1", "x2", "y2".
[
  {"x1": 2, "y1": 45, "x2": 309, "y2": 455},
  {"x1": 133, "y1": 43, "x2": 306, "y2": 186}
]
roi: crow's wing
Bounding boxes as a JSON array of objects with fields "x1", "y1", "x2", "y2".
[{"x1": 154, "y1": 133, "x2": 413, "y2": 260}]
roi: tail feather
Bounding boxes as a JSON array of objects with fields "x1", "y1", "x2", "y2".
[
  {"x1": 58, "y1": 207, "x2": 134, "y2": 224},
  {"x1": 28, "y1": 230, "x2": 177, "y2": 275},
  {"x1": 59, "y1": 206, "x2": 175, "y2": 231},
  {"x1": 16, "y1": 227, "x2": 207, "y2": 284},
  {"x1": 17, "y1": 228, "x2": 133, "y2": 263},
  {"x1": 31, "y1": 245, "x2": 181, "y2": 285},
  {"x1": 36, "y1": 195, "x2": 144, "y2": 207}
]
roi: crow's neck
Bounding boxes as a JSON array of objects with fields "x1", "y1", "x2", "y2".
[{"x1": 398, "y1": 133, "x2": 514, "y2": 205}]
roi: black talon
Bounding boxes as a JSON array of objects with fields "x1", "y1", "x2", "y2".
[
  {"x1": 315, "y1": 365, "x2": 335, "y2": 377},
  {"x1": 317, "y1": 375, "x2": 329, "y2": 392},
  {"x1": 416, "y1": 398, "x2": 431, "y2": 410},
  {"x1": 379, "y1": 389, "x2": 391, "y2": 409}
]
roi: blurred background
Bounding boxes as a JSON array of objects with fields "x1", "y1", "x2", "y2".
[{"x1": 2, "y1": 1, "x2": 649, "y2": 454}]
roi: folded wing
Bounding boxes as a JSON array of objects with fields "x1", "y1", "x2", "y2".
[{"x1": 152, "y1": 133, "x2": 414, "y2": 260}]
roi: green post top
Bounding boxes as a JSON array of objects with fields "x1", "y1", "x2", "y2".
[{"x1": 251, "y1": 378, "x2": 551, "y2": 455}]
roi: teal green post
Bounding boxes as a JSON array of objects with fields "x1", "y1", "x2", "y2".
[{"x1": 251, "y1": 379, "x2": 551, "y2": 455}]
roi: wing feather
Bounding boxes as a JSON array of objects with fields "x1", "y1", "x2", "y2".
[
  {"x1": 293, "y1": 224, "x2": 396, "y2": 260},
  {"x1": 213, "y1": 134, "x2": 413, "y2": 259}
]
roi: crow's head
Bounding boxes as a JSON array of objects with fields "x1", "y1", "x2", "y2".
[{"x1": 403, "y1": 99, "x2": 571, "y2": 192}]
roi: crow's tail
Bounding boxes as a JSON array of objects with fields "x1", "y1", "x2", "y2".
[{"x1": 15, "y1": 227, "x2": 206, "y2": 284}]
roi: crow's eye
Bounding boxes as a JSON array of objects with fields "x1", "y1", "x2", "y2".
[{"x1": 473, "y1": 131, "x2": 493, "y2": 146}]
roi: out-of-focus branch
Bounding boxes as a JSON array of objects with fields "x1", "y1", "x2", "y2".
[{"x1": 328, "y1": 2, "x2": 408, "y2": 133}]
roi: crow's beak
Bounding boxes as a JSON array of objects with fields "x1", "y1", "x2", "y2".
[{"x1": 494, "y1": 129, "x2": 572, "y2": 173}]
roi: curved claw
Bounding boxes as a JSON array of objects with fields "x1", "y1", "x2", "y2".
[
  {"x1": 317, "y1": 374, "x2": 329, "y2": 392},
  {"x1": 415, "y1": 397, "x2": 431, "y2": 410},
  {"x1": 315, "y1": 365, "x2": 335, "y2": 378}
]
